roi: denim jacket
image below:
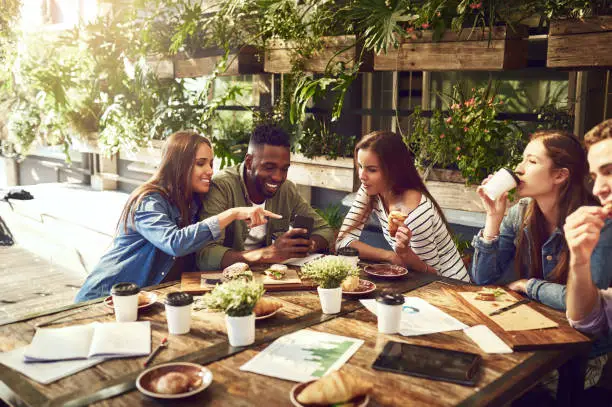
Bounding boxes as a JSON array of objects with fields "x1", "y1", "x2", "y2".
[
  {"x1": 75, "y1": 193, "x2": 221, "y2": 302},
  {"x1": 470, "y1": 198, "x2": 612, "y2": 310}
]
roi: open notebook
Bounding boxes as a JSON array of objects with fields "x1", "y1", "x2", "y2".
[{"x1": 23, "y1": 321, "x2": 151, "y2": 362}]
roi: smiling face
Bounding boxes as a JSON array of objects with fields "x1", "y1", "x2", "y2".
[
  {"x1": 514, "y1": 139, "x2": 567, "y2": 199},
  {"x1": 357, "y1": 148, "x2": 388, "y2": 196},
  {"x1": 588, "y1": 138, "x2": 612, "y2": 207},
  {"x1": 190, "y1": 143, "x2": 214, "y2": 194},
  {"x1": 245, "y1": 144, "x2": 290, "y2": 203}
]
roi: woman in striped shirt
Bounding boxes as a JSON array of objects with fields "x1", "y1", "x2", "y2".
[{"x1": 336, "y1": 131, "x2": 469, "y2": 282}]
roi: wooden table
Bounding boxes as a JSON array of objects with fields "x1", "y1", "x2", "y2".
[{"x1": 0, "y1": 271, "x2": 592, "y2": 407}]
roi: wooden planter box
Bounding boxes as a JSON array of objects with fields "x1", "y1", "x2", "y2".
[
  {"x1": 547, "y1": 16, "x2": 612, "y2": 68},
  {"x1": 145, "y1": 56, "x2": 174, "y2": 79},
  {"x1": 174, "y1": 46, "x2": 263, "y2": 78},
  {"x1": 287, "y1": 153, "x2": 354, "y2": 192},
  {"x1": 374, "y1": 26, "x2": 528, "y2": 71},
  {"x1": 264, "y1": 35, "x2": 372, "y2": 74}
]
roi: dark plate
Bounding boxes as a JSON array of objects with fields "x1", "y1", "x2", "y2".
[
  {"x1": 342, "y1": 279, "x2": 377, "y2": 297},
  {"x1": 289, "y1": 380, "x2": 370, "y2": 407},
  {"x1": 136, "y1": 362, "x2": 213, "y2": 399},
  {"x1": 363, "y1": 264, "x2": 408, "y2": 279}
]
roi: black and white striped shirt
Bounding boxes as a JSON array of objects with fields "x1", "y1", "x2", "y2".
[{"x1": 337, "y1": 186, "x2": 470, "y2": 282}]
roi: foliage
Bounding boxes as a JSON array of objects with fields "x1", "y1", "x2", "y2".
[
  {"x1": 534, "y1": 103, "x2": 574, "y2": 131},
  {"x1": 301, "y1": 256, "x2": 359, "y2": 288},
  {"x1": 408, "y1": 84, "x2": 527, "y2": 185},
  {"x1": 296, "y1": 118, "x2": 357, "y2": 159},
  {"x1": 200, "y1": 280, "x2": 265, "y2": 317},
  {"x1": 212, "y1": 118, "x2": 251, "y2": 169},
  {"x1": 315, "y1": 203, "x2": 347, "y2": 231}
]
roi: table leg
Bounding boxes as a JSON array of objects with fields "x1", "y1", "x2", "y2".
[{"x1": 556, "y1": 353, "x2": 588, "y2": 406}]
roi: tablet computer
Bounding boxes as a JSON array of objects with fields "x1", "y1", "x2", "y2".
[{"x1": 372, "y1": 341, "x2": 481, "y2": 386}]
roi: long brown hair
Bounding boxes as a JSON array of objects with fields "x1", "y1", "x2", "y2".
[
  {"x1": 338, "y1": 130, "x2": 452, "y2": 241},
  {"x1": 515, "y1": 130, "x2": 597, "y2": 282},
  {"x1": 118, "y1": 130, "x2": 212, "y2": 233}
]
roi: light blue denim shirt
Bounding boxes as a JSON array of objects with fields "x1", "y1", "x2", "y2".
[
  {"x1": 470, "y1": 198, "x2": 612, "y2": 310},
  {"x1": 75, "y1": 193, "x2": 221, "y2": 302}
]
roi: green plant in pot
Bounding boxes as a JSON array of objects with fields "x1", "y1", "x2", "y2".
[
  {"x1": 301, "y1": 256, "x2": 359, "y2": 314},
  {"x1": 201, "y1": 280, "x2": 265, "y2": 346}
]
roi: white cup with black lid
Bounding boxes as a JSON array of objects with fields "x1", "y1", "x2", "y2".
[
  {"x1": 111, "y1": 282, "x2": 140, "y2": 322},
  {"x1": 376, "y1": 293, "x2": 405, "y2": 334},
  {"x1": 164, "y1": 292, "x2": 193, "y2": 335},
  {"x1": 337, "y1": 247, "x2": 359, "y2": 267}
]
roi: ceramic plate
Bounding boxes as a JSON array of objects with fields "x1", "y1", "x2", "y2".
[
  {"x1": 103, "y1": 291, "x2": 158, "y2": 311},
  {"x1": 342, "y1": 280, "x2": 376, "y2": 297},
  {"x1": 136, "y1": 362, "x2": 213, "y2": 399},
  {"x1": 363, "y1": 264, "x2": 408, "y2": 279},
  {"x1": 289, "y1": 380, "x2": 370, "y2": 407},
  {"x1": 255, "y1": 306, "x2": 283, "y2": 320}
]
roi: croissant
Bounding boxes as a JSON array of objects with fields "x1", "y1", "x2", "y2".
[
  {"x1": 388, "y1": 211, "x2": 408, "y2": 238},
  {"x1": 341, "y1": 275, "x2": 360, "y2": 292},
  {"x1": 253, "y1": 297, "x2": 282, "y2": 317},
  {"x1": 297, "y1": 370, "x2": 372, "y2": 405}
]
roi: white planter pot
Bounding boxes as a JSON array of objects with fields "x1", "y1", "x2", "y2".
[
  {"x1": 317, "y1": 287, "x2": 342, "y2": 314},
  {"x1": 225, "y1": 313, "x2": 255, "y2": 347}
]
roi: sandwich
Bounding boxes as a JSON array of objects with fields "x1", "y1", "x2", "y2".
[
  {"x1": 297, "y1": 370, "x2": 372, "y2": 405},
  {"x1": 388, "y1": 210, "x2": 408, "y2": 238},
  {"x1": 264, "y1": 264, "x2": 288, "y2": 280},
  {"x1": 222, "y1": 262, "x2": 253, "y2": 282}
]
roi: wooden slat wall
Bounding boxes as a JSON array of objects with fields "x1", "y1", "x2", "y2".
[{"x1": 548, "y1": 17, "x2": 612, "y2": 68}]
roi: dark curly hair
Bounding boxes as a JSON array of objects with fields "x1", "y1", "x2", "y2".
[{"x1": 248, "y1": 124, "x2": 290, "y2": 152}]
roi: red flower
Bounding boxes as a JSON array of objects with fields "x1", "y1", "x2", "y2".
[
  {"x1": 421, "y1": 23, "x2": 430, "y2": 29},
  {"x1": 445, "y1": 117, "x2": 452, "y2": 124},
  {"x1": 439, "y1": 134, "x2": 445, "y2": 139},
  {"x1": 456, "y1": 146, "x2": 461, "y2": 151},
  {"x1": 406, "y1": 27, "x2": 414, "y2": 33},
  {"x1": 463, "y1": 127, "x2": 469, "y2": 132}
]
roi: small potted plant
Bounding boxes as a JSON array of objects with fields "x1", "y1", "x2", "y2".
[
  {"x1": 201, "y1": 280, "x2": 265, "y2": 347},
  {"x1": 301, "y1": 257, "x2": 359, "y2": 314}
]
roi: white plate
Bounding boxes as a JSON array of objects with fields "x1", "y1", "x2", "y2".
[{"x1": 136, "y1": 362, "x2": 213, "y2": 399}]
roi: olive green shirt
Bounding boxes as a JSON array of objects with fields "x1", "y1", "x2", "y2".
[{"x1": 197, "y1": 163, "x2": 334, "y2": 270}]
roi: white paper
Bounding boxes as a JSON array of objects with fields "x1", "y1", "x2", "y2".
[
  {"x1": 0, "y1": 347, "x2": 104, "y2": 384},
  {"x1": 239, "y1": 329, "x2": 363, "y2": 382},
  {"x1": 24, "y1": 321, "x2": 151, "y2": 362},
  {"x1": 464, "y1": 325, "x2": 513, "y2": 354},
  {"x1": 282, "y1": 253, "x2": 325, "y2": 267},
  {"x1": 360, "y1": 297, "x2": 468, "y2": 336}
]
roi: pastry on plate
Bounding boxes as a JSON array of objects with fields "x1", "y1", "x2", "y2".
[
  {"x1": 154, "y1": 372, "x2": 190, "y2": 394},
  {"x1": 253, "y1": 297, "x2": 283, "y2": 317},
  {"x1": 388, "y1": 211, "x2": 408, "y2": 237},
  {"x1": 264, "y1": 264, "x2": 288, "y2": 280},
  {"x1": 297, "y1": 370, "x2": 372, "y2": 405},
  {"x1": 341, "y1": 275, "x2": 360, "y2": 292},
  {"x1": 222, "y1": 262, "x2": 253, "y2": 282}
]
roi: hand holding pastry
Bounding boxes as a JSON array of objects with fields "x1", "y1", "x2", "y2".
[{"x1": 388, "y1": 211, "x2": 408, "y2": 238}]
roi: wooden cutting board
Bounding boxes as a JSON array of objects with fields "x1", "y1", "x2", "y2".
[
  {"x1": 458, "y1": 291, "x2": 558, "y2": 331},
  {"x1": 449, "y1": 286, "x2": 590, "y2": 351},
  {"x1": 181, "y1": 269, "x2": 316, "y2": 294}
]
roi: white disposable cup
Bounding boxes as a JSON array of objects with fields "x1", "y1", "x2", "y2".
[
  {"x1": 165, "y1": 303, "x2": 192, "y2": 335},
  {"x1": 377, "y1": 302, "x2": 403, "y2": 334},
  {"x1": 113, "y1": 294, "x2": 139, "y2": 322},
  {"x1": 482, "y1": 168, "x2": 519, "y2": 201},
  {"x1": 338, "y1": 255, "x2": 359, "y2": 267}
]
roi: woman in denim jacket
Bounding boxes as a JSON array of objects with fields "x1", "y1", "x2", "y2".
[
  {"x1": 471, "y1": 130, "x2": 612, "y2": 311},
  {"x1": 75, "y1": 131, "x2": 280, "y2": 302}
]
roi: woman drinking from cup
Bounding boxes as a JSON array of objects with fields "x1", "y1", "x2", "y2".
[
  {"x1": 471, "y1": 130, "x2": 612, "y2": 310},
  {"x1": 75, "y1": 131, "x2": 281, "y2": 302},
  {"x1": 336, "y1": 131, "x2": 469, "y2": 282}
]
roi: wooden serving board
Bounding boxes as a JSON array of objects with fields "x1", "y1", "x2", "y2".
[
  {"x1": 181, "y1": 269, "x2": 316, "y2": 295},
  {"x1": 449, "y1": 286, "x2": 590, "y2": 351}
]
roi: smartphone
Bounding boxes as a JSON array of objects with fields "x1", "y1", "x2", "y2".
[
  {"x1": 291, "y1": 215, "x2": 314, "y2": 239},
  {"x1": 372, "y1": 341, "x2": 481, "y2": 386}
]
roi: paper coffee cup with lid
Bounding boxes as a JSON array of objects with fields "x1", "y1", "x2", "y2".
[
  {"x1": 481, "y1": 168, "x2": 520, "y2": 201},
  {"x1": 376, "y1": 293, "x2": 405, "y2": 334},
  {"x1": 164, "y1": 292, "x2": 194, "y2": 335},
  {"x1": 110, "y1": 282, "x2": 140, "y2": 322},
  {"x1": 336, "y1": 247, "x2": 359, "y2": 267}
]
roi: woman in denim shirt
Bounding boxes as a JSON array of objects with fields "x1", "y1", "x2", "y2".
[
  {"x1": 471, "y1": 130, "x2": 612, "y2": 311},
  {"x1": 75, "y1": 131, "x2": 280, "y2": 302}
]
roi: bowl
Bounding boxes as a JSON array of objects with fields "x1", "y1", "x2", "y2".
[
  {"x1": 363, "y1": 264, "x2": 408, "y2": 279},
  {"x1": 136, "y1": 362, "x2": 213, "y2": 399},
  {"x1": 289, "y1": 380, "x2": 370, "y2": 407}
]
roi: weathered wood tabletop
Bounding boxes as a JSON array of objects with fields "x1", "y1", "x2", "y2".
[{"x1": 0, "y1": 269, "x2": 592, "y2": 407}]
